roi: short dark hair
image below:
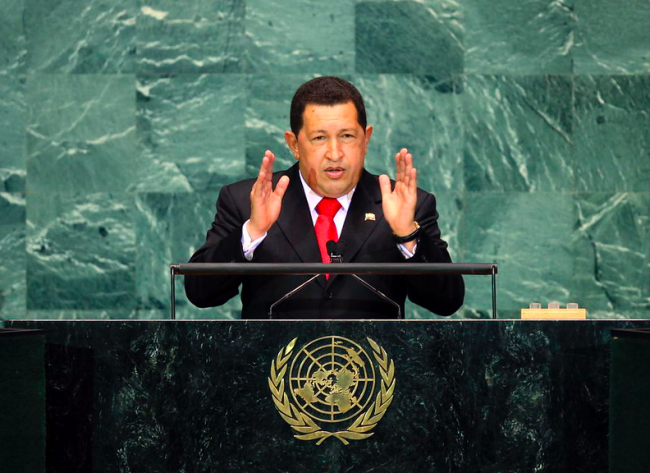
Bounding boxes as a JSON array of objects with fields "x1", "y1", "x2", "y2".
[{"x1": 290, "y1": 76, "x2": 367, "y2": 136}]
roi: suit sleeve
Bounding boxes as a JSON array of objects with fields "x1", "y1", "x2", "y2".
[
  {"x1": 184, "y1": 184, "x2": 251, "y2": 308},
  {"x1": 405, "y1": 191, "x2": 465, "y2": 316}
]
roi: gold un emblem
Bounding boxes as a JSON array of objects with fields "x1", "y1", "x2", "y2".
[{"x1": 268, "y1": 336, "x2": 396, "y2": 445}]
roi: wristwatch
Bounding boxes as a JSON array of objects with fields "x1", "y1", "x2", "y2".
[{"x1": 392, "y1": 221, "x2": 420, "y2": 244}]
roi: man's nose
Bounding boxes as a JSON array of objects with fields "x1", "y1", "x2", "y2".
[{"x1": 326, "y1": 138, "x2": 344, "y2": 160}]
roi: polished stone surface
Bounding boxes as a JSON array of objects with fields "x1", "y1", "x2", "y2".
[
  {"x1": 356, "y1": 75, "x2": 464, "y2": 192},
  {"x1": 574, "y1": 0, "x2": 650, "y2": 74},
  {"x1": 26, "y1": 192, "x2": 137, "y2": 311},
  {"x1": 26, "y1": 74, "x2": 138, "y2": 193},
  {"x1": 0, "y1": 0, "x2": 26, "y2": 75},
  {"x1": 0, "y1": 76, "x2": 26, "y2": 192},
  {"x1": 0, "y1": 193, "x2": 26, "y2": 319},
  {"x1": 0, "y1": 328, "x2": 45, "y2": 473},
  {"x1": 572, "y1": 193, "x2": 650, "y2": 319},
  {"x1": 134, "y1": 192, "x2": 242, "y2": 319},
  {"x1": 1, "y1": 0, "x2": 649, "y2": 320},
  {"x1": 459, "y1": 192, "x2": 577, "y2": 318},
  {"x1": 573, "y1": 75, "x2": 650, "y2": 192},
  {"x1": 464, "y1": 0, "x2": 574, "y2": 74},
  {"x1": 137, "y1": 0, "x2": 244, "y2": 73},
  {"x1": 609, "y1": 329, "x2": 650, "y2": 472},
  {"x1": 462, "y1": 75, "x2": 574, "y2": 192},
  {"x1": 246, "y1": 0, "x2": 354, "y2": 74},
  {"x1": 136, "y1": 73, "x2": 247, "y2": 192},
  {"x1": 24, "y1": 0, "x2": 135, "y2": 74},
  {"x1": 7, "y1": 319, "x2": 647, "y2": 472},
  {"x1": 356, "y1": 2, "x2": 464, "y2": 78}
]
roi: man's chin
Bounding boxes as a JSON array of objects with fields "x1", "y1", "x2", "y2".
[
  {"x1": 319, "y1": 185, "x2": 353, "y2": 199},
  {"x1": 308, "y1": 174, "x2": 357, "y2": 198}
]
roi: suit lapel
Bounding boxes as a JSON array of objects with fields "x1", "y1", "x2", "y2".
[
  {"x1": 275, "y1": 163, "x2": 322, "y2": 265},
  {"x1": 276, "y1": 166, "x2": 383, "y2": 290},
  {"x1": 328, "y1": 170, "x2": 383, "y2": 287}
]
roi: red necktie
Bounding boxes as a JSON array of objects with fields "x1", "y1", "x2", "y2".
[{"x1": 315, "y1": 198, "x2": 342, "y2": 277}]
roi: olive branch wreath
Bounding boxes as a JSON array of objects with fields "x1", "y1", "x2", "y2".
[{"x1": 268, "y1": 337, "x2": 395, "y2": 445}]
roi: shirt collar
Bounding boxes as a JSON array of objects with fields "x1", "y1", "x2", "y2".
[{"x1": 298, "y1": 169, "x2": 355, "y2": 213}]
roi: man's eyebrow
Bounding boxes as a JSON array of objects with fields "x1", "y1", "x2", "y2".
[{"x1": 309, "y1": 128, "x2": 357, "y2": 135}]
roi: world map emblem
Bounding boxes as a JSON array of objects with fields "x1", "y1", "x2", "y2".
[{"x1": 268, "y1": 336, "x2": 396, "y2": 445}]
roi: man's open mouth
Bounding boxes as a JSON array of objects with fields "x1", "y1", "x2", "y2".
[{"x1": 325, "y1": 167, "x2": 345, "y2": 178}]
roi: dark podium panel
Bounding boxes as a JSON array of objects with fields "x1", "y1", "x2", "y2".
[
  {"x1": 0, "y1": 328, "x2": 45, "y2": 473},
  {"x1": 6, "y1": 319, "x2": 650, "y2": 472},
  {"x1": 610, "y1": 328, "x2": 650, "y2": 473}
]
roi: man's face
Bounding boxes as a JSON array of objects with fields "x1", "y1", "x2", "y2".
[{"x1": 285, "y1": 101, "x2": 373, "y2": 198}]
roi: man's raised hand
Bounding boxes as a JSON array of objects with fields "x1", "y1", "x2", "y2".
[
  {"x1": 246, "y1": 150, "x2": 290, "y2": 240},
  {"x1": 379, "y1": 148, "x2": 418, "y2": 250}
]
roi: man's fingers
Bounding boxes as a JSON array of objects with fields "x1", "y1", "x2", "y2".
[
  {"x1": 409, "y1": 167, "x2": 417, "y2": 192},
  {"x1": 397, "y1": 149, "x2": 416, "y2": 190},
  {"x1": 378, "y1": 174, "x2": 392, "y2": 198},
  {"x1": 253, "y1": 151, "x2": 278, "y2": 202},
  {"x1": 258, "y1": 150, "x2": 276, "y2": 180},
  {"x1": 395, "y1": 148, "x2": 412, "y2": 183},
  {"x1": 274, "y1": 175, "x2": 290, "y2": 198},
  {"x1": 403, "y1": 154, "x2": 414, "y2": 187},
  {"x1": 395, "y1": 150, "x2": 404, "y2": 182},
  {"x1": 403, "y1": 151, "x2": 413, "y2": 168},
  {"x1": 257, "y1": 158, "x2": 269, "y2": 182}
]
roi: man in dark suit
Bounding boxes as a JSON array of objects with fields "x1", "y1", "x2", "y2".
[{"x1": 185, "y1": 77, "x2": 464, "y2": 319}]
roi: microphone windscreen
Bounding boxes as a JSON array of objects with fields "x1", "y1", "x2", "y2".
[{"x1": 326, "y1": 240, "x2": 337, "y2": 255}]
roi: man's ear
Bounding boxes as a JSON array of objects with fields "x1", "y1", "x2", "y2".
[
  {"x1": 284, "y1": 131, "x2": 299, "y2": 159},
  {"x1": 364, "y1": 125, "x2": 373, "y2": 150}
]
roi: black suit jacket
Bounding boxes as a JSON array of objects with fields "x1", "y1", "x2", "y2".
[{"x1": 184, "y1": 164, "x2": 464, "y2": 319}]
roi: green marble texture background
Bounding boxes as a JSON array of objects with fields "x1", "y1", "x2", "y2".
[{"x1": 1, "y1": 0, "x2": 649, "y2": 320}]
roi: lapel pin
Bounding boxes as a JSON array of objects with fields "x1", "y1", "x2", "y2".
[{"x1": 364, "y1": 213, "x2": 376, "y2": 221}]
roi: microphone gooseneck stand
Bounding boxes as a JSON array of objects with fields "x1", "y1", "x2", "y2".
[{"x1": 325, "y1": 240, "x2": 401, "y2": 318}]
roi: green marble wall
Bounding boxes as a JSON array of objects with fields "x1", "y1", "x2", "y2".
[{"x1": 1, "y1": 0, "x2": 649, "y2": 320}]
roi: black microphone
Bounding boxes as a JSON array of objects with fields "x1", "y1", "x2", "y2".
[
  {"x1": 326, "y1": 240, "x2": 344, "y2": 263},
  {"x1": 269, "y1": 241, "x2": 344, "y2": 317},
  {"x1": 325, "y1": 240, "x2": 402, "y2": 318},
  {"x1": 269, "y1": 241, "x2": 342, "y2": 317}
]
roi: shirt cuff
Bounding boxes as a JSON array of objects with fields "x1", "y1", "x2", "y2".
[
  {"x1": 398, "y1": 242, "x2": 417, "y2": 259},
  {"x1": 241, "y1": 220, "x2": 267, "y2": 261}
]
